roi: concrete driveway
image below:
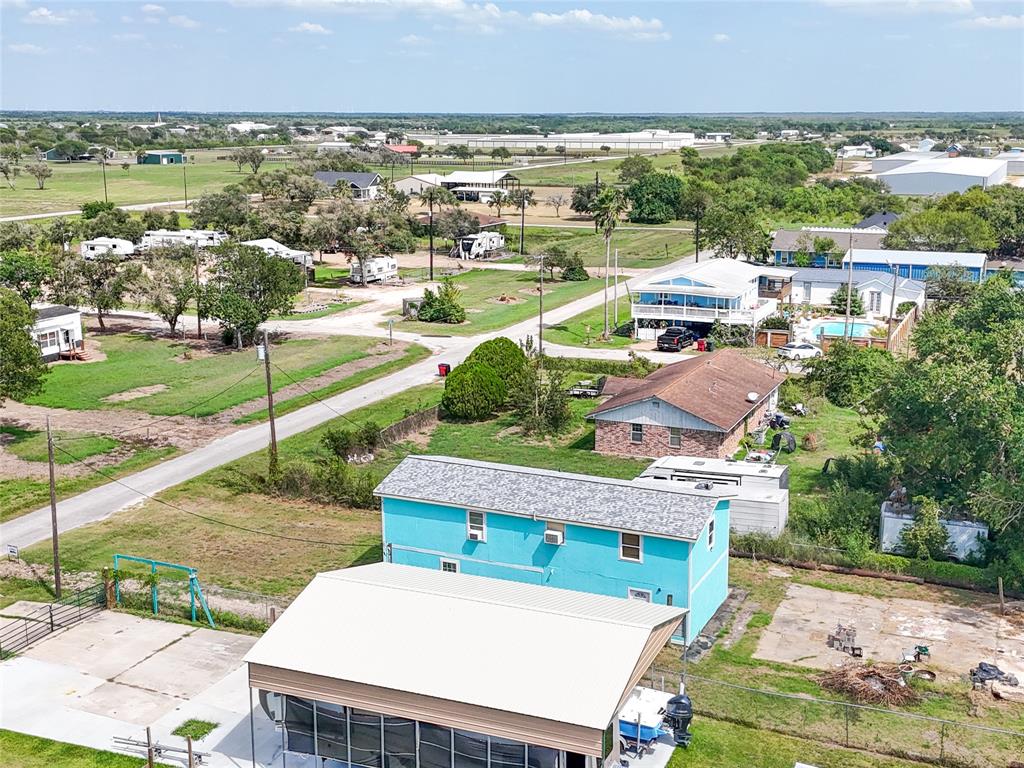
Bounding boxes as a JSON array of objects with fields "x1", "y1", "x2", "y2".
[{"x1": 0, "y1": 610, "x2": 301, "y2": 767}]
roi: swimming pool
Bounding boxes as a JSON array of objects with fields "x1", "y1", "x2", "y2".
[{"x1": 811, "y1": 320, "x2": 876, "y2": 338}]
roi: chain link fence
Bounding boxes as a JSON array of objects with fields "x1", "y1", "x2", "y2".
[{"x1": 638, "y1": 667, "x2": 1024, "y2": 768}]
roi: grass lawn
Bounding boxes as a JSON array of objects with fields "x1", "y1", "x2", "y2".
[
  {"x1": 0, "y1": 445, "x2": 176, "y2": 523},
  {"x1": 275, "y1": 300, "x2": 364, "y2": 321},
  {"x1": 310, "y1": 265, "x2": 351, "y2": 287},
  {"x1": 505, "y1": 226, "x2": 694, "y2": 269},
  {"x1": 1, "y1": 426, "x2": 118, "y2": 464},
  {"x1": 171, "y1": 719, "x2": 219, "y2": 741},
  {"x1": 394, "y1": 268, "x2": 610, "y2": 336},
  {"x1": 0, "y1": 730, "x2": 145, "y2": 768},
  {"x1": 514, "y1": 146, "x2": 739, "y2": 187},
  {"x1": 25, "y1": 333, "x2": 385, "y2": 416},
  {"x1": 543, "y1": 295, "x2": 636, "y2": 349},
  {"x1": 0, "y1": 576, "x2": 60, "y2": 609}
]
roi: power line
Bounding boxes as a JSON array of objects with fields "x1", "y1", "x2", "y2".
[
  {"x1": 50, "y1": 442, "x2": 375, "y2": 549},
  {"x1": 55, "y1": 365, "x2": 263, "y2": 443},
  {"x1": 269, "y1": 361, "x2": 365, "y2": 431}
]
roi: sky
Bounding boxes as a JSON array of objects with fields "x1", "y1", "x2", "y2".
[{"x1": 1, "y1": 0, "x2": 1023, "y2": 113}]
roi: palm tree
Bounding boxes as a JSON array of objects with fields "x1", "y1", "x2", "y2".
[
  {"x1": 591, "y1": 188, "x2": 629, "y2": 338},
  {"x1": 487, "y1": 189, "x2": 511, "y2": 218}
]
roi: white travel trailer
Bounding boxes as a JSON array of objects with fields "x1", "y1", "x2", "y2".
[
  {"x1": 637, "y1": 455, "x2": 790, "y2": 536},
  {"x1": 140, "y1": 229, "x2": 228, "y2": 251},
  {"x1": 350, "y1": 255, "x2": 398, "y2": 284},
  {"x1": 241, "y1": 238, "x2": 314, "y2": 269},
  {"x1": 80, "y1": 237, "x2": 135, "y2": 260},
  {"x1": 453, "y1": 231, "x2": 505, "y2": 260}
]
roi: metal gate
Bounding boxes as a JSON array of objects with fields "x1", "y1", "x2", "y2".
[{"x1": 0, "y1": 582, "x2": 106, "y2": 659}]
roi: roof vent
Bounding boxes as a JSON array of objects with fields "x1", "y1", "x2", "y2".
[
  {"x1": 746, "y1": 391, "x2": 759, "y2": 403},
  {"x1": 695, "y1": 481, "x2": 715, "y2": 491}
]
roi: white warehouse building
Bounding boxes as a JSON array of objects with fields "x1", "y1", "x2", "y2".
[
  {"x1": 409, "y1": 130, "x2": 696, "y2": 152},
  {"x1": 877, "y1": 157, "x2": 1008, "y2": 195}
]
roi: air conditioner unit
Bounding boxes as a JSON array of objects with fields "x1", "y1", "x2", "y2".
[
  {"x1": 544, "y1": 530, "x2": 564, "y2": 546},
  {"x1": 468, "y1": 530, "x2": 484, "y2": 542}
]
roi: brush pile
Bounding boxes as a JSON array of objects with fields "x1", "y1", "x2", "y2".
[{"x1": 819, "y1": 663, "x2": 919, "y2": 706}]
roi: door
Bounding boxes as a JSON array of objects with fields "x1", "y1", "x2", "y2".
[{"x1": 869, "y1": 291, "x2": 882, "y2": 312}]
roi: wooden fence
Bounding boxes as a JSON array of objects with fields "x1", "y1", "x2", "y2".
[{"x1": 755, "y1": 329, "x2": 792, "y2": 348}]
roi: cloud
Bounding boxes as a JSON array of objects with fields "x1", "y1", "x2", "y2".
[
  {"x1": 23, "y1": 6, "x2": 68, "y2": 24},
  {"x1": 113, "y1": 32, "x2": 145, "y2": 41},
  {"x1": 399, "y1": 33, "x2": 429, "y2": 44},
  {"x1": 289, "y1": 21, "x2": 332, "y2": 33},
  {"x1": 528, "y1": 9, "x2": 669, "y2": 40},
  {"x1": 168, "y1": 14, "x2": 200, "y2": 28},
  {"x1": 960, "y1": 14, "x2": 1024, "y2": 28},
  {"x1": 9, "y1": 42, "x2": 46, "y2": 54},
  {"x1": 820, "y1": 0, "x2": 973, "y2": 13},
  {"x1": 141, "y1": 4, "x2": 165, "y2": 13},
  {"x1": 711, "y1": 32, "x2": 730, "y2": 43}
]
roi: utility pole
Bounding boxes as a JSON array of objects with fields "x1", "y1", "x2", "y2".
[
  {"x1": 885, "y1": 264, "x2": 899, "y2": 351},
  {"x1": 844, "y1": 233, "x2": 854, "y2": 340},
  {"x1": 99, "y1": 156, "x2": 108, "y2": 204},
  {"x1": 613, "y1": 248, "x2": 620, "y2": 328},
  {"x1": 46, "y1": 417, "x2": 62, "y2": 598},
  {"x1": 594, "y1": 171, "x2": 600, "y2": 233},
  {"x1": 428, "y1": 201, "x2": 435, "y2": 282},
  {"x1": 182, "y1": 155, "x2": 189, "y2": 209},
  {"x1": 194, "y1": 245, "x2": 202, "y2": 339},
  {"x1": 261, "y1": 330, "x2": 279, "y2": 477},
  {"x1": 538, "y1": 252, "x2": 545, "y2": 357},
  {"x1": 519, "y1": 196, "x2": 526, "y2": 256}
]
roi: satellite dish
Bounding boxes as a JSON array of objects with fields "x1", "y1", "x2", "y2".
[{"x1": 746, "y1": 391, "x2": 759, "y2": 403}]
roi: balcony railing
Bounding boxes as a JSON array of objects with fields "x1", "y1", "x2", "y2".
[{"x1": 632, "y1": 300, "x2": 778, "y2": 325}]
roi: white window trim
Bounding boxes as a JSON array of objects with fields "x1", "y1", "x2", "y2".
[
  {"x1": 669, "y1": 427, "x2": 682, "y2": 448},
  {"x1": 630, "y1": 423, "x2": 643, "y2": 444},
  {"x1": 466, "y1": 510, "x2": 486, "y2": 542},
  {"x1": 440, "y1": 559, "x2": 459, "y2": 574},
  {"x1": 626, "y1": 587, "x2": 653, "y2": 602},
  {"x1": 619, "y1": 532, "x2": 643, "y2": 563}
]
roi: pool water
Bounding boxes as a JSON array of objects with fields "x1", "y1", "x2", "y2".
[{"x1": 812, "y1": 320, "x2": 876, "y2": 338}]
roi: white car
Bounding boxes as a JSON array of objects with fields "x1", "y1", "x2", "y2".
[{"x1": 778, "y1": 342, "x2": 823, "y2": 360}]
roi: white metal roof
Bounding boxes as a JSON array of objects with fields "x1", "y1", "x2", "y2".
[
  {"x1": 878, "y1": 157, "x2": 1008, "y2": 178},
  {"x1": 444, "y1": 170, "x2": 514, "y2": 184},
  {"x1": 640, "y1": 259, "x2": 794, "y2": 297},
  {"x1": 845, "y1": 249, "x2": 986, "y2": 268},
  {"x1": 241, "y1": 238, "x2": 311, "y2": 258},
  {"x1": 244, "y1": 563, "x2": 685, "y2": 729},
  {"x1": 640, "y1": 455, "x2": 789, "y2": 479}
]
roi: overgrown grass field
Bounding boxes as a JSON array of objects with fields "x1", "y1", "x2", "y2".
[
  {"x1": 543, "y1": 295, "x2": 635, "y2": 348},
  {"x1": 504, "y1": 226, "x2": 694, "y2": 269}
]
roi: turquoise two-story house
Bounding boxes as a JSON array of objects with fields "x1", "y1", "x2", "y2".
[{"x1": 374, "y1": 455, "x2": 732, "y2": 645}]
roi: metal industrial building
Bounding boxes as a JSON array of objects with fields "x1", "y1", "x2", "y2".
[{"x1": 876, "y1": 157, "x2": 1008, "y2": 195}]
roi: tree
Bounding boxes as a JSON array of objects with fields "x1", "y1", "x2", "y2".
[
  {"x1": 78, "y1": 208, "x2": 145, "y2": 243},
  {"x1": 434, "y1": 208, "x2": 479, "y2": 243},
  {"x1": 228, "y1": 150, "x2": 246, "y2": 173},
  {"x1": 208, "y1": 243, "x2": 304, "y2": 345},
  {"x1": 81, "y1": 200, "x2": 116, "y2": 219},
  {"x1": 0, "y1": 250, "x2": 53, "y2": 305},
  {"x1": 545, "y1": 193, "x2": 569, "y2": 218},
  {"x1": 450, "y1": 145, "x2": 473, "y2": 162},
  {"x1": 486, "y1": 189, "x2": 511, "y2": 218},
  {"x1": 591, "y1": 187, "x2": 629, "y2": 338},
  {"x1": 626, "y1": 172, "x2": 685, "y2": 224},
  {"x1": 512, "y1": 361, "x2": 571, "y2": 436},
  {"x1": 490, "y1": 147, "x2": 512, "y2": 161},
  {"x1": 678, "y1": 177, "x2": 718, "y2": 260},
  {"x1": 45, "y1": 217, "x2": 75, "y2": 252},
  {"x1": 600, "y1": 145, "x2": 612, "y2": 155},
  {"x1": 679, "y1": 146, "x2": 700, "y2": 171},
  {"x1": 121, "y1": 162, "x2": 130, "y2": 174},
  {"x1": 25, "y1": 162, "x2": 53, "y2": 190},
  {"x1": 703, "y1": 195, "x2": 769, "y2": 260},
  {"x1": 0, "y1": 144, "x2": 23, "y2": 164},
  {"x1": 0, "y1": 288, "x2": 48, "y2": 406},
  {"x1": 143, "y1": 252, "x2": 197, "y2": 334},
  {"x1": 417, "y1": 277, "x2": 466, "y2": 324},
  {"x1": 925, "y1": 264, "x2": 977, "y2": 306},
  {"x1": 570, "y1": 182, "x2": 604, "y2": 216},
  {"x1": 508, "y1": 188, "x2": 535, "y2": 215},
  {"x1": 440, "y1": 361, "x2": 505, "y2": 420},
  {"x1": 830, "y1": 285, "x2": 865, "y2": 316},
  {"x1": 242, "y1": 147, "x2": 266, "y2": 174},
  {"x1": 0, "y1": 161, "x2": 19, "y2": 189},
  {"x1": 617, "y1": 154, "x2": 655, "y2": 185},
  {"x1": 0, "y1": 223, "x2": 33, "y2": 252},
  {"x1": 464, "y1": 337, "x2": 528, "y2": 399},
  {"x1": 53, "y1": 139, "x2": 87, "y2": 161},
  {"x1": 803, "y1": 340, "x2": 896, "y2": 408},
  {"x1": 554, "y1": 145, "x2": 566, "y2": 158},
  {"x1": 190, "y1": 187, "x2": 251, "y2": 231},
  {"x1": 77, "y1": 256, "x2": 143, "y2": 330},
  {"x1": 535, "y1": 145, "x2": 547, "y2": 155},
  {"x1": 898, "y1": 498, "x2": 952, "y2": 560},
  {"x1": 883, "y1": 208, "x2": 997, "y2": 253}
]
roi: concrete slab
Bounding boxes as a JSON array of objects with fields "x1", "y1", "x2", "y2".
[
  {"x1": 115, "y1": 627, "x2": 257, "y2": 700},
  {"x1": 0, "y1": 599, "x2": 50, "y2": 618},
  {"x1": 71, "y1": 680, "x2": 183, "y2": 725},
  {"x1": 24, "y1": 612, "x2": 190, "y2": 679},
  {"x1": 754, "y1": 582, "x2": 1024, "y2": 681}
]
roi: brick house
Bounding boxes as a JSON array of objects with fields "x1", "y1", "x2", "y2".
[{"x1": 588, "y1": 349, "x2": 784, "y2": 460}]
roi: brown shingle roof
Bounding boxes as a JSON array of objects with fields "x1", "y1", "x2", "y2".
[
  {"x1": 588, "y1": 349, "x2": 784, "y2": 431},
  {"x1": 771, "y1": 228, "x2": 885, "y2": 253}
]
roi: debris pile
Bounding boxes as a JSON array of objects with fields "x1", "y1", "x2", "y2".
[
  {"x1": 971, "y1": 662, "x2": 1019, "y2": 687},
  {"x1": 819, "y1": 663, "x2": 919, "y2": 706}
]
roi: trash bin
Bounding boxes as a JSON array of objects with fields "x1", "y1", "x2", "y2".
[
  {"x1": 705, "y1": 339, "x2": 715, "y2": 352},
  {"x1": 438, "y1": 363, "x2": 451, "y2": 377},
  {"x1": 696, "y1": 339, "x2": 706, "y2": 352}
]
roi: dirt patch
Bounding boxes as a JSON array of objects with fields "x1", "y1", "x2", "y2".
[
  {"x1": 102, "y1": 384, "x2": 169, "y2": 403},
  {"x1": 212, "y1": 341, "x2": 412, "y2": 423},
  {"x1": 490, "y1": 293, "x2": 522, "y2": 304},
  {"x1": 721, "y1": 598, "x2": 760, "y2": 650}
]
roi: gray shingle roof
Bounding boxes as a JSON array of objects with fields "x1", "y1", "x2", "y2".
[
  {"x1": 374, "y1": 455, "x2": 724, "y2": 541},
  {"x1": 34, "y1": 304, "x2": 79, "y2": 320},
  {"x1": 313, "y1": 171, "x2": 382, "y2": 189},
  {"x1": 771, "y1": 228, "x2": 885, "y2": 252}
]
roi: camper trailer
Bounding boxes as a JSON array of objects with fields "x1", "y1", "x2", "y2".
[
  {"x1": 453, "y1": 231, "x2": 505, "y2": 260},
  {"x1": 140, "y1": 229, "x2": 228, "y2": 251},
  {"x1": 350, "y1": 255, "x2": 398, "y2": 284},
  {"x1": 81, "y1": 237, "x2": 135, "y2": 260}
]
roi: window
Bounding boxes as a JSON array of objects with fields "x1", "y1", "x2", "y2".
[
  {"x1": 419, "y1": 723, "x2": 452, "y2": 768},
  {"x1": 440, "y1": 559, "x2": 459, "y2": 574},
  {"x1": 284, "y1": 696, "x2": 316, "y2": 756},
  {"x1": 620, "y1": 532, "x2": 642, "y2": 562},
  {"x1": 384, "y1": 716, "x2": 417, "y2": 768},
  {"x1": 349, "y1": 709, "x2": 383, "y2": 768},
  {"x1": 630, "y1": 424, "x2": 643, "y2": 444},
  {"x1": 316, "y1": 702, "x2": 348, "y2": 761},
  {"x1": 669, "y1": 427, "x2": 682, "y2": 448},
  {"x1": 869, "y1": 291, "x2": 882, "y2": 312},
  {"x1": 454, "y1": 730, "x2": 488, "y2": 768},
  {"x1": 36, "y1": 330, "x2": 58, "y2": 349},
  {"x1": 467, "y1": 511, "x2": 485, "y2": 541},
  {"x1": 627, "y1": 587, "x2": 652, "y2": 602},
  {"x1": 708, "y1": 518, "x2": 716, "y2": 549}
]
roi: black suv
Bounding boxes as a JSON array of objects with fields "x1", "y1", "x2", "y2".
[{"x1": 656, "y1": 327, "x2": 697, "y2": 352}]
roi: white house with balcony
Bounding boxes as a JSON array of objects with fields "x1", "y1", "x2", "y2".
[{"x1": 631, "y1": 259, "x2": 795, "y2": 340}]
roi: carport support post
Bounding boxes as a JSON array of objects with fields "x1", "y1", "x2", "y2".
[
  {"x1": 146, "y1": 727, "x2": 155, "y2": 768},
  {"x1": 46, "y1": 416, "x2": 62, "y2": 599},
  {"x1": 249, "y1": 687, "x2": 257, "y2": 768}
]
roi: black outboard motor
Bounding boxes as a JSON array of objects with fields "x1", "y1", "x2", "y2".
[{"x1": 665, "y1": 694, "x2": 693, "y2": 747}]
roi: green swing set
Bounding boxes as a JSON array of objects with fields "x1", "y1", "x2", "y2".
[{"x1": 112, "y1": 554, "x2": 216, "y2": 629}]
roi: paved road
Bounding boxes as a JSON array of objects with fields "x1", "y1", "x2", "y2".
[{"x1": 0, "y1": 254, "x2": 697, "y2": 549}]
